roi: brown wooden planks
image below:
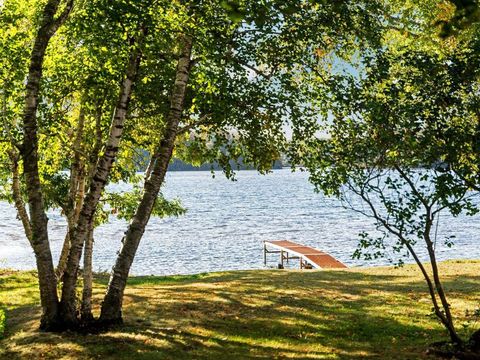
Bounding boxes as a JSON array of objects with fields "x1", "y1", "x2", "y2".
[
  {"x1": 265, "y1": 240, "x2": 347, "y2": 269},
  {"x1": 268, "y1": 240, "x2": 302, "y2": 248},
  {"x1": 282, "y1": 246, "x2": 323, "y2": 254},
  {"x1": 304, "y1": 254, "x2": 348, "y2": 269}
]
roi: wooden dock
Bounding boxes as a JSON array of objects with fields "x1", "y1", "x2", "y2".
[{"x1": 263, "y1": 240, "x2": 347, "y2": 269}]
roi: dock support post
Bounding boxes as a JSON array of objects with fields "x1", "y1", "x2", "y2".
[
  {"x1": 263, "y1": 242, "x2": 267, "y2": 266},
  {"x1": 280, "y1": 250, "x2": 284, "y2": 267}
]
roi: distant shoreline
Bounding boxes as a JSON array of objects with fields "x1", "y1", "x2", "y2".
[{"x1": 167, "y1": 158, "x2": 284, "y2": 171}]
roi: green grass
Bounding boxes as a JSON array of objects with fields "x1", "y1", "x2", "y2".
[
  {"x1": 0, "y1": 309, "x2": 5, "y2": 339},
  {"x1": 0, "y1": 261, "x2": 479, "y2": 359}
]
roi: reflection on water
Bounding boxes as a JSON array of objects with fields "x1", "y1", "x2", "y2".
[{"x1": 1, "y1": 169, "x2": 479, "y2": 275}]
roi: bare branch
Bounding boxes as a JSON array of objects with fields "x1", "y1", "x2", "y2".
[{"x1": 177, "y1": 113, "x2": 213, "y2": 135}]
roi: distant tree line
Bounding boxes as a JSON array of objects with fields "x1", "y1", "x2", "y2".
[{"x1": 167, "y1": 158, "x2": 283, "y2": 171}]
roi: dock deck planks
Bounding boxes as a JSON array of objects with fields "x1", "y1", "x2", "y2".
[{"x1": 264, "y1": 240, "x2": 347, "y2": 269}]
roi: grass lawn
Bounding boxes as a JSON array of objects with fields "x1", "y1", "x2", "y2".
[{"x1": 0, "y1": 260, "x2": 479, "y2": 359}]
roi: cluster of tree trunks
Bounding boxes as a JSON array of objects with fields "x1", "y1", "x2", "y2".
[
  {"x1": 14, "y1": 0, "x2": 193, "y2": 331},
  {"x1": 58, "y1": 25, "x2": 146, "y2": 327},
  {"x1": 100, "y1": 35, "x2": 193, "y2": 324}
]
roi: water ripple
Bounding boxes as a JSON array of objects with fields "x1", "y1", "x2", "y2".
[{"x1": 0, "y1": 169, "x2": 479, "y2": 274}]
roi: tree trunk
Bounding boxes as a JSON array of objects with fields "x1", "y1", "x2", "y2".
[
  {"x1": 394, "y1": 168, "x2": 463, "y2": 346},
  {"x1": 469, "y1": 329, "x2": 480, "y2": 352},
  {"x1": 144, "y1": 153, "x2": 158, "y2": 184},
  {"x1": 20, "y1": 0, "x2": 73, "y2": 331},
  {"x1": 81, "y1": 223, "x2": 94, "y2": 323},
  {"x1": 56, "y1": 106, "x2": 86, "y2": 279},
  {"x1": 424, "y1": 218, "x2": 462, "y2": 346},
  {"x1": 87, "y1": 96, "x2": 106, "y2": 179},
  {"x1": 99, "y1": 35, "x2": 193, "y2": 325},
  {"x1": 8, "y1": 150, "x2": 33, "y2": 243},
  {"x1": 77, "y1": 102, "x2": 104, "y2": 323},
  {"x1": 57, "y1": 188, "x2": 85, "y2": 280},
  {"x1": 56, "y1": 230, "x2": 71, "y2": 279},
  {"x1": 404, "y1": 241, "x2": 463, "y2": 345},
  {"x1": 59, "y1": 30, "x2": 145, "y2": 327}
]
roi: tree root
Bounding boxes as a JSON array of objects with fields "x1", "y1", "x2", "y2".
[{"x1": 427, "y1": 341, "x2": 480, "y2": 360}]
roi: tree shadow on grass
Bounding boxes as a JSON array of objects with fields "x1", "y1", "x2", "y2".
[
  {"x1": 2, "y1": 266, "x2": 479, "y2": 359},
  {"x1": 3, "y1": 310, "x2": 435, "y2": 360}
]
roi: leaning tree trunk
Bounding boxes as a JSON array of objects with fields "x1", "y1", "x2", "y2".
[
  {"x1": 78, "y1": 101, "x2": 104, "y2": 322},
  {"x1": 20, "y1": 0, "x2": 73, "y2": 331},
  {"x1": 425, "y1": 232, "x2": 462, "y2": 346},
  {"x1": 59, "y1": 31, "x2": 145, "y2": 328},
  {"x1": 8, "y1": 150, "x2": 33, "y2": 243},
  {"x1": 80, "y1": 223, "x2": 94, "y2": 323},
  {"x1": 99, "y1": 35, "x2": 193, "y2": 325},
  {"x1": 56, "y1": 106, "x2": 86, "y2": 279},
  {"x1": 56, "y1": 229, "x2": 72, "y2": 279},
  {"x1": 405, "y1": 240, "x2": 463, "y2": 345}
]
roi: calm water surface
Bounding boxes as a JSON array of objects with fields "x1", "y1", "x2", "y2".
[{"x1": 0, "y1": 169, "x2": 479, "y2": 275}]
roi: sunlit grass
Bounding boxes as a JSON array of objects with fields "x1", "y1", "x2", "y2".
[
  {"x1": 0, "y1": 260, "x2": 479, "y2": 359},
  {"x1": 0, "y1": 309, "x2": 5, "y2": 339}
]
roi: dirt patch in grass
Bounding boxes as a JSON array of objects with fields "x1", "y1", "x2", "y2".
[{"x1": 0, "y1": 270, "x2": 18, "y2": 278}]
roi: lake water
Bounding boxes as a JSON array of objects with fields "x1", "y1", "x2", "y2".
[{"x1": 1, "y1": 169, "x2": 479, "y2": 275}]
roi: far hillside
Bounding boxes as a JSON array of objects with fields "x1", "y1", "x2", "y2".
[{"x1": 167, "y1": 158, "x2": 284, "y2": 171}]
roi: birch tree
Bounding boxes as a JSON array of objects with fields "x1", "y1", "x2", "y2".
[
  {"x1": 296, "y1": 8, "x2": 480, "y2": 354},
  {"x1": 17, "y1": 0, "x2": 73, "y2": 331}
]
